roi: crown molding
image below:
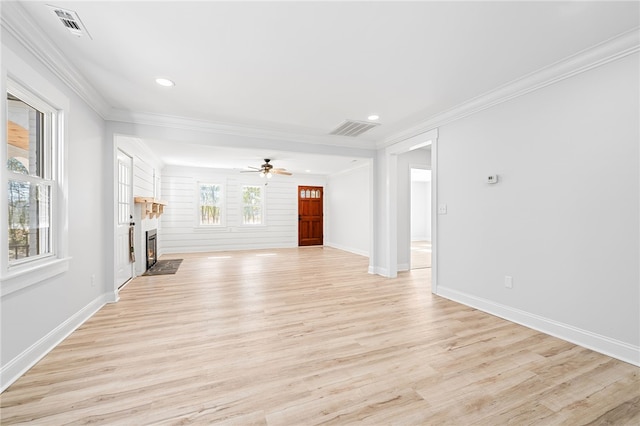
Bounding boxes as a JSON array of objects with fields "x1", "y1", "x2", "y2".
[
  {"x1": 107, "y1": 109, "x2": 377, "y2": 151},
  {"x1": 379, "y1": 27, "x2": 640, "y2": 149},
  {"x1": 1, "y1": 2, "x2": 112, "y2": 118}
]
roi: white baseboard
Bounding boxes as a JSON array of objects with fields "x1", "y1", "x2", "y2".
[
  {"x1": 323, "y1": 242, "x2": 369, "y2": 258},
  {"x1": 369, "y1": 265, "x2": 391, "y2": 277},
  {"x1": 435, "y1": 286, "x2": 640, "y2": 367},
  {"x1": 397, "y1": 263, "x2": 409, "y2": 272},
  {"x1": 0, "y1": 294, "x2": 108, "y2": 392}
]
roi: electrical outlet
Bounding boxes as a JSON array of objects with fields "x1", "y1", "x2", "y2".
[
  {"x1": 438, "y1": 204, "x2": 448, "y2": 215},
  {"x1": 504, "y1": 275, "x2": 513, "y2": 289},
  {"x1": 91, "y1": 274, "x2": 96, "y2": 287}
]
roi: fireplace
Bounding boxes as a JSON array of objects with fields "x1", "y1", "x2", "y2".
[{"x1": 146, "y1": 229, "x2": 157, "y2": 270}]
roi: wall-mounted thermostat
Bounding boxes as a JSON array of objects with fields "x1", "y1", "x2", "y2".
[{"x1": 487, "y1": 175, "x2": 499, "y2": 184}]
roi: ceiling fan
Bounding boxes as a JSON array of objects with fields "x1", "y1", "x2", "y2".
[{"x1": 241, "y1": 159, "x2": 292, "y2": 178}]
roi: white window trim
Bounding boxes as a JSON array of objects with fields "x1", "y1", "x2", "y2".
[
  {"x1": 196, "y1": 181, "x2": 226, "y2": 228},
  {"x1": 239, "y1": 183, "x2": 267, "y2": 227},
  {"x1": 1, "y1": 48, "x2": 70, "y2": 297}
]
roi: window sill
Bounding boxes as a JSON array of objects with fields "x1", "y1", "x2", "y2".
[{"x1": 1, "y1": 257, "x2": 71, "y2": 297}]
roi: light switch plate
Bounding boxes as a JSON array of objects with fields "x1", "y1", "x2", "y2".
[{"x1": 505, "y1": 276, "x2": 513, "y2": 289}]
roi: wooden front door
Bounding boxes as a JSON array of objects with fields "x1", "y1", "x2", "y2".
[{"x1": 298, "y1": 186, "x2": 323, "y2": 246}]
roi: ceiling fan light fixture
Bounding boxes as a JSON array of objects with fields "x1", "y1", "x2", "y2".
[{"x1": 266, "y1": 172, "x2": 273, "y2": 179}]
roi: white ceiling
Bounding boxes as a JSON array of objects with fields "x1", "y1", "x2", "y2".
[{"x1": 12, "y1": 1, "x2": 640, "y2": 174}]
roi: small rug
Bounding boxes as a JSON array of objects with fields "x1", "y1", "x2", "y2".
[{"x1": 143, "y1": 259, "x2": 183, "y2": 276}]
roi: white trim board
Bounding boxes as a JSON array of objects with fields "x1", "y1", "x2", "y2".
[
  {"x1": 324, "y1": 242, "x2": 369, "y2": 258},
  {"x1": 435, "y1": 286, "x2": 640, "y2": 367},
  {"x1": 0, "y1": 295, "x2": 109, "y2": 392}
]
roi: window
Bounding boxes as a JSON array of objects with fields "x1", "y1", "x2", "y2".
[
  {"x1": 6, "y1": 92, "x2": 54, "y2": 264},
  {"x1": 2, "y1": 59, "x2": 68, "y2": 295},
  {"x1": 241, "y1": 185, "x2": 263, "y2": 225},
  {"x1": 199, "y1": 183, "x2": 223, "y2": 226}
]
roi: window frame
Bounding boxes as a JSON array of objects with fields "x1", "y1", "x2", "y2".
[
  {"x1": 239, "y1": 184, "x2": 266, "y2": 227},
  {"x1": 1, "y1": 62, "x2": 69, "y2": 297},
  {"x1": 196, "y1": 181, "x2": 226, "y2": 228},
  {"x1": 7, "y1": 90, "x2": 56, "y2": 266}
]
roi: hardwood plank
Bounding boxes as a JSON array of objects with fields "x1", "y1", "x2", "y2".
[{"x1": 1, "y1": 247, "x2": 638, "y2": 425}]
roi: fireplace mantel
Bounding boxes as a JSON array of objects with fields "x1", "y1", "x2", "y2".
[{"x1": 134, "y1": 197, "x2": 167, "y2": 218}]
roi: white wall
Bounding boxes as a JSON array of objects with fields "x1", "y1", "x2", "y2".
[
  {"x1": 1, "y1": 32, "x2": 108, "y2": 389},
  {"x1": 435, "y1": 53, "x2": 639, "y2": 364},
  {"x1": 161, "y1": 165, "x2": 326, "y2": 253},
  {"x1": 325, "y1": 163, "x2": 371, "y2": 257}
]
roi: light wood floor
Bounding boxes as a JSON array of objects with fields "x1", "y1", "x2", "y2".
[
  {"x1": 411, "y1": 241, "x2": 431, "y2": 270},
  {"x1": 1, "y1": 247, "x2": 638, "y2": 425}
]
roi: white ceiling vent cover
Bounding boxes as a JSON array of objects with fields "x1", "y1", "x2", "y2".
[
  {"x1": 329, "y1": 120, "x2": 380, "y2": 137},
  {"x1": 48, "y1": 5, "x2": 92, "y2": 39}
]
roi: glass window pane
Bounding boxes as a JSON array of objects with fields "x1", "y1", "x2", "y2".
[
  {"x1": 242, "y1": 186, "x2": 262, "y2": 225},
  {"x1": 8, "y1": 180, "x2": 51, "y2": 261},
  {"x1": 199, "y1": 183, "x2": 222, "y2": 225},
  {"x1": 7, "y1": 94, "x2": 45, "y2": 178}
]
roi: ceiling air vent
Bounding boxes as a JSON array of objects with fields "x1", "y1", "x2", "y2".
[
  {"x1": 48, "y1": 5, "x2": 92, "y2": 39},
  {"x1": 329, "y1": 120, "x2": 380, "y2": 137}
]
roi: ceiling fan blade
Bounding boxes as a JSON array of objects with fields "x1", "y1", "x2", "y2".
[
  {"x1": 272, "y1": 170, "x2": 292, "y2": 176},
  {"x1": 240, "y1": 170, "x2": 260, "y2": 173},
  {"x1": 247, "y1": 166, "x2": 261, "y2": 170}
]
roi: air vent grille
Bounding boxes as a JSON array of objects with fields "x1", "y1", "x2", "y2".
[
  {"x1": 49, "y1": 5, "x2": 92, "y2": 38},
  {"x1": 329, "y1": 120, "x2": 380, "y2": 137}
]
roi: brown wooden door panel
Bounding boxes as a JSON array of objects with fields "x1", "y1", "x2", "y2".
[{"x1": 298, "y1": 186, "x2": 323, "y2": 246}]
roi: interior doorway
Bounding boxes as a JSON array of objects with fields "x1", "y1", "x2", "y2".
[
  {"x1": 298, "y1": 186, "x2": 323, "y2": 246},
  {"x1": 385, "y1": 128, "x2": 437, "y2": 285},
  {"x1": 410, "y1": 168, "x2": 431, "y2": 270}
]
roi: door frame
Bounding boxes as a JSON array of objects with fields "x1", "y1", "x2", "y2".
[
  {"x1": 385, "y1": 128, "x2": 439, "y2": 293},
  {"x1": 297, "y1": 185, "x2": 324, "y2": 246}
]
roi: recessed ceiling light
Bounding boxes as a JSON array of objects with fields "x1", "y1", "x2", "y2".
[
  {"x1": 305, "y1": 170, "x2": 311, "y2": 173},
  {"x1": 367, "y1": 115, "x2": 379, "y2": 121},
  {"x1": 155, "y1": 78, "x2": 175, "y2": 87}
]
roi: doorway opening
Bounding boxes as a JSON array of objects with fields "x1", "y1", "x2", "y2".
[
  {"x1": 385, "y1": 128, "x2": 437, "y2": 289},
  {"x1": 410, "y1": 168, "x2": 431, "y2": 270}
]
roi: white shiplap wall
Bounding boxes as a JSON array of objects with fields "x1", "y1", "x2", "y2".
[{"x1": 161, "y1": 165, "x2": 326, "y2": 254}]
